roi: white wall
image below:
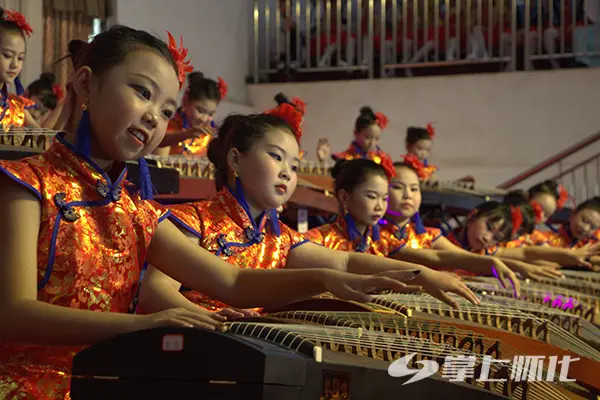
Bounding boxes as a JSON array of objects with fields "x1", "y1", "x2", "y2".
[
  {"x1": 114, "y1": 0, "x2": 254, "y2": 119},
  {"x1": 248, "y1": 68, "x2": 600, "y2": 187}
]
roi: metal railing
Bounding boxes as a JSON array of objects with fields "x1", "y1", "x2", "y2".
[
  {"x1": 550, "y1": 152, "x2": 600, "y2": 205},
  {"x1": 251, "y1": 0, "x2": 600, "y2": 82},
  {"x1": 498, "y1": 130, "x2": 600, "y2": 205}
]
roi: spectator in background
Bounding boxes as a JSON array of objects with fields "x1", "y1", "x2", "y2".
[{"x1": 573, "y1": 0, "x2": 600, "y2": 67}]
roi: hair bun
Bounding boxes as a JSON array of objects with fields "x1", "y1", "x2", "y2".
[
  {"x1": 331, "y1": 159, "x2": 349, "y2": 180},
  {"x1": 359, "y1": 106, "x2": 375, "y2": 118},
  {"x1": 274, "y1": 92, "x2": 290, "y2": 105},
  {"x1": 503, "y1": 189, "x2": 529, "y2": 205},
  {"x1": 187, "y1": 71, "x2": 205, "y2": 86},
  {"x1": 40, "y1": 72, "x2": 56, "y2": 85}
]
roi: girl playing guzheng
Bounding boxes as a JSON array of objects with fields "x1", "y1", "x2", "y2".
[
  {"x1": 138, "y1": 104, "x2": 481, "y2": 315},
  {"x1": 545, "y1": 197, "x2": 600, "y2": 251},
  {"x1": 405, "y1": 124, "x2": 438, "y2": 181},
  {"x1": 0, "y1": 26, "x2": 414, "y2": 400},
  {"x1": 154, "y1": 70, "x2": 227, "y2": 156},
  {"x1": 528, "y1": 179, "x2": 570, "y2": 225},
  {"x1": 503, "y1": 189, "x2": 551, "y2": 247},
  {"x1": 446, "y1": 200, "x2": 600, "y2": 269},
  {"x1": 307, "y1": 158, "x2": 521, "y2": 292},
  {"x1": 25, "y1": 73, "x2": 64, "y2": 124},
  {"x1": 318, "y1": 106, "x2": 393, "y2": 166},
  {"x1": 383, "y1": 158, "x2": 559, "y2": 282},
  {"x1": 0, "y1": 8, "x2": 39, "y2": 130}
]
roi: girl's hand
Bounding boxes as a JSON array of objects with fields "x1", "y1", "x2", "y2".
[
  {"x1": 487, "y1": 258, "x2": 521, "y2": 298},
  {"x1": 141, "y1": 307, "x2": 227, "y2": 331},
  {"x1": 217, "y1": 308, "x2": 261, "y2": 319},
  {"x1": 410, "y1": 268, "x2": 481, "y2": 308},
  {"x1": 509, "y1": 261, "x2": 564, "y2": 282},
  {"x1": 322, "y1": 269, "x2": 421, "y2": 303},
  {"x1": 571, "y1": 243, "x2": 600, "y2": 268},
  {"x1": 139, "y1": 308, "x2": 226, "y2": 331}
]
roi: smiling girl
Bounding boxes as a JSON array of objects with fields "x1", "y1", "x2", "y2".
[{"x1": 154, "y1": 71, "x2": 227, "y2": 156}]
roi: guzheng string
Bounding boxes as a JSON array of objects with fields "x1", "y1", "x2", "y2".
[
  {"x1": 226, "y1": 320, "x2": 570, "y2": 400},
  {"x1": 375, "y1": 292, "x2": 600, "y2": 362}
]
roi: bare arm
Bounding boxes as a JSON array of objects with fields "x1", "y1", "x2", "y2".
[
  {"x1": 146, "y1": 220, "x2": 408, "y2": 308},
  {"x1": 496, "y1": 246, "x2": 594, "y2": 267},
  {"x1": 138, "y1": 233, "x2": 211, "y2": 314},
  {"x1": 287, "y1": 242, "x2": 480, "y2": 307},
  {"x1": 24, "y1": 109, "x2": 40, "y2": 128}
]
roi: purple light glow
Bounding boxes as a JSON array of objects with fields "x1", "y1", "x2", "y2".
[{"x1": 543, "y1": 293, "x2": 552, "y2": 303}]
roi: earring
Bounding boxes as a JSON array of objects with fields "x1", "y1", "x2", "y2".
[
  {"x1": 233, "y1": 170, "x2": 239, "y2": 178},
  {"x1": 81, "y1": 103, "x2": 88, "y2": 111}
]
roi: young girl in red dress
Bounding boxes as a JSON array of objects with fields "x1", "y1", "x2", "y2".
[
  {"x1": 0, "y1": 26, "x2": 408, "y2": 400},
  {"x1": 404, "y1": 125, "x2": 438, "y2": 181},
  {"x1": 154, "y1": 70, "x2": 227, "y2": 156},
  {"x1": 138, "y1": 105, "x2": 481, "y2": 315},
  {"x1": 0, "y1": 8, "x2": 40, "y2": 130},
  {"x1": 318, "y1": 106, "x2": 393, "y2": 166}
]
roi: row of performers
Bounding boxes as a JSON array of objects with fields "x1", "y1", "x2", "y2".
[
  {"x1": 0, "y1": 13, "x2": 598, "y2": 400},
  {"x1": 150, "y1": 73, "x2": 440, "y2": 180},
  {"x1": 0, "y1": 8, "x2": 436, "y2": 182}
]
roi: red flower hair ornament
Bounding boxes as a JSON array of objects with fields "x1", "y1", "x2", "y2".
[
  {"x1": 426, "y1": 123, "x2": 436, "y2": 139},
  {"x1": 4, "y1": 10, "x2": 33, "y2": 37},
  {"x1": 265, "y1": 103, "x2": 303, "y2": 143},
  {"x1": 510, "y1": 206, "x2": 524, "y2": 236},
  {"x1": 52, "y1": 84, "x2": 65, "y2": 102},
  {"x1": 375, "y1": 112, "x2": 389, "y2": 130},
  {"x1": 380, "y1": 154, "x2": 396, "y2": 181},
  {"x1": 291, "y1": 97, "x2": 306, "y2": 115},
  {"x1": 557, "y1": 185, "x2": 570, "y2": 208},
  {"x1": 166, "y1": 31, "x2": 193, "y2": 90},
  {"x1": 217, "y1": 76, "x2": 228, "y2": 100},
  {"x1": 530, "y1": 200, "x2": 544, "y2": 224},
  {"x1": 401, "y1": 153, "x2": 427, "y2": 181}
]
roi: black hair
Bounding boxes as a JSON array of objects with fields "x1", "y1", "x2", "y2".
[
  {"x1": 331, "y1": 159, "x2": 388, "y2": 194},
  {"x1": 575, "y1": 197, "x2": 600, "y2": 214},
  {"x1": 528, "y1": 180, "x2": 560, "y2": 201},
  {"x1": 354, "y1": 106, "x2": 378, "y2": 132},
  {"x1": 27, "y1": 72, "x2": 55, "y2": 96},
  {"x1": 274, "y1": 92, "x2": 292, "y2": 106},
  {"x1": 468, "y1": 201, "x2": 513, "y2": 241},
  {"x1": 207, "y1": 113, "x2": 294, "y2": 190},
  {"x1": 392, "y1": 161, "x2": 420, "y2": 180},
  {"x1": 503, "y1": 190, "x2": 535, "y2": 235},
  {"x1": 68, "y1": 25, "x2": 178, "y2": 80},
  {"x1": 0, "y1": 8, "x2": 27, "y2": 38},
  {"x1": 406, "y1": 127, "x2": 432, "y2": 145},
  {"x1": 26, "y1": 73, "x2": 58, "y2": 110},
  {"x1": 187, "y1": 71, "x2": 220, "y2": 102}
]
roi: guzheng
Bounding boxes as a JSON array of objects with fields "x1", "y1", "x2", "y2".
[
  {"x1": 70, "y1": 291, "x2": 596, "y2": 400},
  {"x1": 70, "y1": 325, "x2": 510, "y2": 400}
]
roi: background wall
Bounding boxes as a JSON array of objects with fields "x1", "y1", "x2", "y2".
[
  {"x1": 248, "y1": 68, "x2": 600, "y2": 186},
  {"x1": 113, "y1": 0, "x2": 254, "y2": 117},
  {"x1": 19, "y1": 0, "x2": 600, "y2": 190}
]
